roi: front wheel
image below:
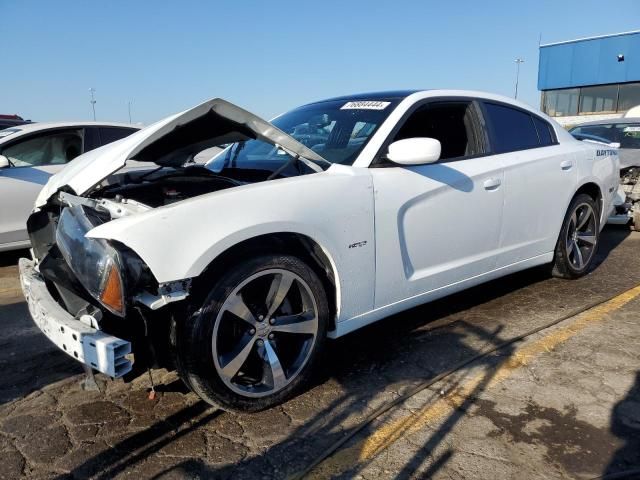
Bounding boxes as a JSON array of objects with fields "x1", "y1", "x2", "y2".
[
  {"x1": 551, "y1": 193, "x2": 600, "y2": 279},
  {"x1": 175, "y1": 254, "x2": 328, "y2": 412}
]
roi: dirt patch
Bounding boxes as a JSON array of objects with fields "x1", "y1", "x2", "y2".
[{"x1": 477, "y1": 398, "x2": 619, "y2": 476}]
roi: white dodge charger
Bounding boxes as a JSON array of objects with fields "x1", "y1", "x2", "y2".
[{"x1": 19, "y1": 90, "x2": 619, "y2": 411}]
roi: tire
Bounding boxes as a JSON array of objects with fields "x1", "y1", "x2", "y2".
[
  {"x1": 551, "y1": 193, "x2": 600, "y2": 279},
  {"x1": 175, "y1": 254, "x2": 328, "y2": 412}
]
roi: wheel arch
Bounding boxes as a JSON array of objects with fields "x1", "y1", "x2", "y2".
[
  {"x1": 553, "y1": 181, "x2": 604, "y2": 256},
  {"x1": 191, "y1": 232, "x2": 340, "y2": 332},
  {"x1": 574, "y1": 181, "x2": 604, "y2": 222}
]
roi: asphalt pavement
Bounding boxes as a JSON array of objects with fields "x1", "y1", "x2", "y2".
[{"x1": 1, "y1": 227, "x2": 639, "y2": 479}]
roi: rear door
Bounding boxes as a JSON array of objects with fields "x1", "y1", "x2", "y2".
[
  {"x1": 481, "y1": 102, "x2": 578, "y2": 268},
  {"x1": 0, "y1": 128, "x2": 83, "y2": 247}
]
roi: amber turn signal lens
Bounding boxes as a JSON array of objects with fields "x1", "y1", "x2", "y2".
[{"x1": 100, "y1": 263, "x2": 124, "y2": 315}]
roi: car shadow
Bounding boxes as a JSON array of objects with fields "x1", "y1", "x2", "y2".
[
  {"x1": 56, "y1": 263, "x2": 546, "y2": 479},
  {"x1": 404, "y1": 162, "x2": 475, "y2": 192},
  {"x1": 0, "y1": 248, "x2": 29, "y2": 267},
  {"x1": 2, "y1": 228, "x2": 632, "y2": 478},
  {"x1": 0, "y1": 299, "x2": 83, "y2": 404},
  {"x1": 590, "y1": 224, "x2": 631, "y2": 270},
  {"x1": 57, "y1": 318, "x2": 514, "y2": 480},
  {"x1": 0, "y1": 248, "x2": 84, "y2": 404},
  {"x1": 602, "y1": 371, "x2": 640, "y2": 477}
]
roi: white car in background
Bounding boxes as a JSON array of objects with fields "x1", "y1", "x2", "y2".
[
  {"x1": 0, "y1": 122, "x2": 139, "y2": 251},
  {"x1": 19, "y1": 91, "x2": 618, "y2": 411},
  {"x1": 570, "y1": 118, "x2": 640, "y2": 229}
]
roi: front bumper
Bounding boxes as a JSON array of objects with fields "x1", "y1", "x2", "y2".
[{"x1": 19, "y1": 258, "x2": 133, "y2": 378}]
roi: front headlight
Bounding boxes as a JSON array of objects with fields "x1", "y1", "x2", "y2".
[{"x1": 56, "y1": 205, "x2": 125, "y2": 316}]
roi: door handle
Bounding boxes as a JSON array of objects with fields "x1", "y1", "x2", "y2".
[
  {"x1": 483, "y1": 178, "x2": 501, "y2": 191},
  {"x1": 560, "y1": 160, "x2": 574, "y2": 170}
]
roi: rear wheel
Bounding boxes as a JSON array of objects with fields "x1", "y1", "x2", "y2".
[
  {"x1": 551, "y1": 193, "x2": 600, "y2": 279},
  {"x1": 175, "y1": 254, "x2": 328, "y2": 412}
]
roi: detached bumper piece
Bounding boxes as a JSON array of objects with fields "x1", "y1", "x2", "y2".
[{"x1": 19, "y1": 258, "x2": 132, "y2": 378}]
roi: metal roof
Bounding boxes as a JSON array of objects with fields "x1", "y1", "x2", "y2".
[
  {"x1": 540, "y1": 30, "x2": 640, "y2": 48},
  {"x1": 305, "y1": 90, "x2": 422, "y2": 105}
]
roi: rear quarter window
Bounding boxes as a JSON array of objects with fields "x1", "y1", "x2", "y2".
[{"x1": 531, "y1": 116, "x2": 555, "y2": 146}]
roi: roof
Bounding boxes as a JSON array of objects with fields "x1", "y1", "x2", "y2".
[
  {"x1": 0, "y1": 121, "x2": 140, "y2": 144},
  {"x1": 570, "y1": 117, "x2": 640, "y2": 127},
  {"x1": 540, "y1": 29, "x2": 640, "y2": 48},
  {"x1": 6, "y1": 121, "x2": 138, "y2": 135},
  {"x1": 304, "y1": 90, "x2": 422, "y2": 105}
]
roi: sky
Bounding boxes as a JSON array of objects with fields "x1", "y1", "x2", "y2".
[{"x1": 3, "y1": 0, "x2": 640, "y2": 125}]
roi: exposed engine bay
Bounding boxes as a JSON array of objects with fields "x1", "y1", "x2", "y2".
[{"x1": 89, "y1": 165, "x2": 251, "y2": 210}]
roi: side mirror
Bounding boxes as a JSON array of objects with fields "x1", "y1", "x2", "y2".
[
  {"x1": 387, "y1": 138, "x2": 441, "y2": 165},
  {"x1": 0, "y1": 155, "x2": 9, "y2": 169}
]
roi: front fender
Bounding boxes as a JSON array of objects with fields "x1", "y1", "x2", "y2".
[{"x1": 86, "y1": 165, "x2": 376, "y2": 321}]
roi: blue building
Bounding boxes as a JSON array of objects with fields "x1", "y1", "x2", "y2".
[{"x1": 538, "y1": 30, "x2": 640, "y2": 125}]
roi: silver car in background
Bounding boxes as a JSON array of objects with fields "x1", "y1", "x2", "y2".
[
  {"x1": 569, "y1": 118, "x2": 640, "y2": 169},
  {"x1": 570, "y1": 118, "x2": 640, "y2": 229},
  {"x1": 0, "y1": 122, "x2": 140, "y2": 251}
]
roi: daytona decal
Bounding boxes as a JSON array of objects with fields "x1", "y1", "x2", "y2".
[{"x1": 596, "y1": 149, "x2": 618, "y2": 156}]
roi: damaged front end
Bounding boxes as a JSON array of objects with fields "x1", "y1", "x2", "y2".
[
  {"x1": 22, "y1": 192, "x2": 186, "y2": 380},
  {"x1": 19, "y1": 96, "x2": 332, "y2": 381}
]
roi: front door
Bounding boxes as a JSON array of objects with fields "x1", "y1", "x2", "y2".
[{"x1": 370, "y1": 100, "x2": 504, "y2": 308}]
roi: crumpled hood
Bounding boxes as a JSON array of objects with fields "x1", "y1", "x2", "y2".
[{"x1": 35, "y1": 98, "x2": 327, "y2": 208}]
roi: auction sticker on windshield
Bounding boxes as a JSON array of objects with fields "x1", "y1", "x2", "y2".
[{"x1": 341, "y1": 101, "x2": 391, "y2": 110}]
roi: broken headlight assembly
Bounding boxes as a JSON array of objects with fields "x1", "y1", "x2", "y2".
[{"x1": 56, "y1": 205, "x2": 126, "y2": 316}]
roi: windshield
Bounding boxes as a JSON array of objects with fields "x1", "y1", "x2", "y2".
[{"x1": 207, "y1": 98, "x2": 399, "y2": 175}]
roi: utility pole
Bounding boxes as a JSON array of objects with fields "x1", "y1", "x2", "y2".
[
  {"x1": 89, "y1": 88, "x2": 97, "y2": 120},
  {"x1": 514, "y1": 58, "x2": 524, "y2": 99},
  {"x1": 127, "y1": 100, "x2": 133, "y2": 124}
]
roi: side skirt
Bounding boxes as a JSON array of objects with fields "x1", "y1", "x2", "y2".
[{"x1": 328, "y1": 252, "x2": 554, "y2": 339}]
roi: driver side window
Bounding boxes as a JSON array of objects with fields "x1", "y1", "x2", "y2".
[
  {"x1": 2, "y1": 129, "x2": 83, "y2": 167},
  {"x1": 392, "y1": 101, "x2": 487, "y2": 161}
]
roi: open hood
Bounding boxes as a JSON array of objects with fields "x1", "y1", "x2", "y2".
[{"x1": 35, "y1": 98, "x2": 329, "y2": 208}]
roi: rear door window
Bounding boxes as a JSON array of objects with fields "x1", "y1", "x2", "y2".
[
  {"x1": 99, "y1": 127, "x2": 136, "y2": 146},
  {"x1": 83, "y1": 127, "x2": 101, "y2": 151},
  {"x1": 483, "y1": 103, "x2": 539, "y2": 153}
]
